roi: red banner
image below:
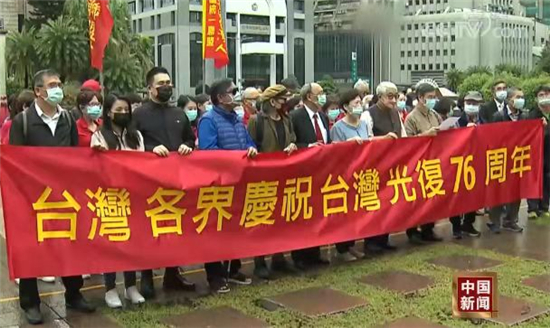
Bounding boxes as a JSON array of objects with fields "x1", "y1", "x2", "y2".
[
  {"x1": 87, "y1": 0, "x2": 114, "y2": 71},
  {"x1": 202, "y1": 0, "x2": 229, "y2": 68},
  {"x1": 0, "y1": 121, "x2": 542, "y2": 279}
]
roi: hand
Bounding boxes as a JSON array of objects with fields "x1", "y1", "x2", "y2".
[
  {"x1": 467, "y1": 122, "x2": 477, "y2": 127},
  {"x1": 348, "y1": 136, "x2": 363, "y2": 144},
  {"x1": 385, "y1": 132, "x2": 398, "y2": 139},
  {"x1": 425, "y1": 127, "x2": 439, "y2": 136},
  {"x1": 178, "y1": 144, "x2": 193, "y2": 156},
  {"x1": 308, "y1": 142, "x2": 322, "y2": 148},
  {"x1": 543, "y1": 118, "x2": 548, "y2": 127},
  {"x1": 284, "y1": 143, "x2": 298, "y2": 155},
  {"x1": 92, "y1": 144, "x2": 107, "y2": 152},
  {"x1": 153, "y1": 145, "x2": 170, "y2": 157},
  {"x1": 247, "y1": 147, "x2": 258, "y2": 158}
]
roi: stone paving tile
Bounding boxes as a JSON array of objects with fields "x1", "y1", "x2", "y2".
[
  {"x1": 63, "y1": 312, "x2": 121, "y2": 328},
  {"x1": 262, "y1": 287, "x2": 368, "y2": 317},
  {"x1": 375, "y1": 316, "x2": 449, "y2": 328},
  {"x1": 523, "y1": 274, "x2": 550, "y2": 294},
  {"x1": 485, "y1": 295, "x2": 550, "y2": 326},
  {"x1": 359, "y1": 270, "x2": 434, "y2": 296},
  {"x1": 428, "y1": 255, "x2": 502, "y2": 271},
  {"x1": 161, "y1": 306, "x2": 268, "y2": 328},
  {"x1": 0, "y1": 301, "x2": 65, "y2": 328}
]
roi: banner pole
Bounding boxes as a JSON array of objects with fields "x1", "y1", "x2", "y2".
[{"x1": 99, "y1": 71, "x2": 105, "y2": 100}]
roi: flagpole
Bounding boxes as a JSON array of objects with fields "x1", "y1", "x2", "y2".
[
  {"x1": 202, "y1": 59, "x2": 206, "y2": 94},
  {"x1": 99, "y1": 71, "x2": 105, "y2": 100}
]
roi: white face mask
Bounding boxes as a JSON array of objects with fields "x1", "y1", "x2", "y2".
[{"x1": 464, "y1": 104, "x2": 480, "y2": 115}]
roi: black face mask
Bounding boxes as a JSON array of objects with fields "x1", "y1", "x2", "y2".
[
  {"x1": 156, "y1": 85, "x2": 173, "y2": 103},
  {"x1": 112, "y1": 113, "x2": 131, "y2": 128}
]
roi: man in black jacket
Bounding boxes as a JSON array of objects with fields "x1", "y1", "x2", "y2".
[
  {"x1": 10, "y1": 69, "x2": 95, "y2": 325},
  {"x1": 133, "y1": 67, "x2": 196, "y2": 298},
  {"x1": 289, "y1": 82, "x2": 331, "y2": 270},
  {"x1": 480, "y1": 80, "x2": 508, "y2": 123},
  {"x1": 486, "y1": 87, "x2": 526, "y2": 234},
  {"x1": 526, "y1": 85, "x2": 550, "y2": 221}
]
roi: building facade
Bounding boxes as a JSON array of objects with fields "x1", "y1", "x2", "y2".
[
  {"x1": 128, "y1": 0, "x2": 314, "y2": 95},
  {"x1": 392, "y1": 0, "x2": 536, "y2": 86},
  {"x1": 0, "y1": 0, "x2": 27, "y2": 32}
]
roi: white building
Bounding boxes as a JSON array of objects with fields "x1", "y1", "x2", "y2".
[{"x1": 128, "y1": 0, "x2": 314, "y2": 95}]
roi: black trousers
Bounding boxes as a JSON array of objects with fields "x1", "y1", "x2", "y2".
[
  {"x1": 528, "y1": 169, "x2": 550, "y2": 213},
  {"x1": 204, "y1": 260, "x2": 241, "y2": 283},
  {"x1": 291, "y1": 247, "x2": 321, "y2": 264},
  {"x1": 406, "y1": 223, "x2": 435, "y2": 238},
  {"x1": 364, "y1": 234, "x2": 389, "y2": 247},
  {"x1": 449, "y1": 212, "x2": 476, "y2": 230},
  {"x1": 104, "y1": 271, "x2": 137, "y2": 291},
  {"x1": 335, "y1": 241, "x2": 355, "y2": 254},
  {"x1": 141, "y1": 267, "x2": 179, "y2": 286},
  {"x1": 20, "y1": 276, "x2": 83, "y2": 310}
]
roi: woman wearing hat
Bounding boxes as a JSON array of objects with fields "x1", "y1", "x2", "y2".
[{"x1": 247, "y1": 84, "x2": 298, "y2": 279}]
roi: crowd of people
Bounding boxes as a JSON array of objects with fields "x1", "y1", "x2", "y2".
[{"x1": 4, "y1": 67, "x2": 549, "y2": 325}]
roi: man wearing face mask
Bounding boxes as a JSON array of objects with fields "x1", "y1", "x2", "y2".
[
  {"x1": 403, "y1": 83, "x2": 443, "y2": 244},
  {"x1": 242, "y1": 87, "x2": 260, "y2": 125},
  {"x1": 480, "y1": 80, "x2": 508, "y2": 123},
  {"x1": 485, "y1": 87, "x2": 526, "y2": 234},
  {"x1": 526, "y1": 85, "x2": 550, "y2": 221},
  {"x1": 133, "y1": 67, "x2": 197, "y2": 299},
  {"x1": 10, "y1": 70, "x2": 95, "y2": 325},
  {"x1": 289, "y1": 82, "x2": 331, "y2": 270},
  {"x1": 198, "y1": 78, "x2": 256, "y2": 293}
]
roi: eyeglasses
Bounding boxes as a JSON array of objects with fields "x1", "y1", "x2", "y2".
[{"x1": 227, "y1": 88, "x2": 238, "y2": 96}]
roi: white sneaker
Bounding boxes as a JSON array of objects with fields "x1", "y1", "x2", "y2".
[
  {"x1": 15, "y1": 279, "x2": 19, "y2": 285},
  {"x1": 124, "y1": 286, "x2": 145, "y2": 305},
  {"x1": 40, "y1": 277, "x2": 55, "y2": 283},
  {"x1": 348, "y1": 248, "x2": 364, "y2": 259},
  {"x1": 105, "y1": 288, "x2": 122, "y2": 309},
  {"x1": 82, "y1": 274, "x2": 91, "y2": 280},
  {"x1": 336, "y1": 252, "x2": 357, "y2": 262}
]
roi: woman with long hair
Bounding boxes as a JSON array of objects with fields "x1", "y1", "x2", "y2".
[{"x1": 90, "y1": 94, "x2": 145, "y2": 308}]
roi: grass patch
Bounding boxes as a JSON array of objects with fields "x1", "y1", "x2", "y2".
[{"x1": 107, "y1": 244, "x2": 550, "y2": 328}]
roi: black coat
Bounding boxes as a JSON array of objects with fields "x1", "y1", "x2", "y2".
[
  {"x1": 9, "y1": 102, "x2": 78, "y2": 147},
  {"x1": 527, "y1": 108, "x2": 550, "y2": 172},
  {"x1": 480, "y1": 99, "x2": 508, "y2": 124},
  {"x1": 290, "y1": 107, "x2": 331, "y2": 148}
]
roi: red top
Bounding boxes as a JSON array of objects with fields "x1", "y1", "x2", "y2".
[
  {"x1": 76, "y1": 118, "x2": 101, "y2": 147},
  {"x1": 1, "y1": 119, "x2": 12, "y2": 145}
]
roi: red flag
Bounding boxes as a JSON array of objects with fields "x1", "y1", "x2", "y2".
[
  {"x1": 202, "y1": 0, "x2": 229, "y2": 69},
  {"x1": 87, "y1": 0, "x2": 114, "y2": 71}
]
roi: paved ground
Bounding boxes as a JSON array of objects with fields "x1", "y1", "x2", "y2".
[{"x1": 2, "y1": 205, "x2": 550, "y2": 327}]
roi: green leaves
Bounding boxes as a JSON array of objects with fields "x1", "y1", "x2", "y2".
[{"x1": 6, "y1": 27, "x2": 38, "y2": 88}]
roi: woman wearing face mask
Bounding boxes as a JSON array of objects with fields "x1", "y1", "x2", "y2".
[
  {"x1": 322, "y1": 95, "x2": 342, "y2": 128},
  {"x1": 247, "y1": 85, "x2": 298, "y2": 279},
  {"x1": 178, "y1": 95, "x2": 199, "y2": 139},
  {"x1": 91, "y1": 94, "x2": 146, "y2": 308},
  {"x1": 76, "y1": 90, "x2": 103, "y2": 147},
  {"x1": 397, "y1": 92, "x2": 408, "y2": 123}
]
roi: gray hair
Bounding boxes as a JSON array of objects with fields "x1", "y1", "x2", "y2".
[
  {"x1": 300, "y1": 83, "x2": 313, "y2": 101},
  {"x1": 354, "y1": 79, "x2": 369, "y2": 90},
  {"x1": 242, "y1": 87, "x2": 258, "y2": 99},
  {"x1": 507, "y1": 86, "x2": 523, "y2": 100},
  {"x1": 33, "y1": 69, "x2": 59, "y2": 88},
  {"x1": 376, "y1": 81, "x2": 398, "y2": 96}
]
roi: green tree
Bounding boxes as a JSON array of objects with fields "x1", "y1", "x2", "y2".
[
  {"x1": 464, "y1": 66, "x2": 492, "y2": 76},
  {"x1": 520, "y1": 74, "x2": 550, "y2": 110},
  {"x1": 482, "y1": 73, "x2": 522, "y2": 100},
  {"x1": 445, "y1": 68, "x2": 464, "y2": 92},
  {"x1": 494, "y1": 63, "x2": 524, "y2": 77},
  {"x1": 27, "y1": 0, "x2": 66, "y2": 28},
  {"x1": 318, "y1": 75, "x2": 337, "y2": 95},
  {"x1": 537, "y1": 44, "x2": 550, "y2": 74},
  {"x1": 457, "y1": 73, "x2": 492, "y2": 100},
  {"x1": 6, "y1": 27, "x2": 38, "y2": 88}
]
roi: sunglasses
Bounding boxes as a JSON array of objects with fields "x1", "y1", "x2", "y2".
[{"x1": 227, "y1": 88, "x2": 238, "y2": 96}]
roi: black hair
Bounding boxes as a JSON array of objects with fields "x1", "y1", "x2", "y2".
[
  {"x1": 33, "y1": 69, "x2": 60, "y2": 89},
  {"x1": 100, "y1": 94, "x2": 140, "y2": 150},
  {"x1": 492, "y1": 79, "x2": 507, "y2": 90},
  {"x1": 433, "y1": 97, "x2": 455, "y2": 117},
  {"x1": 195, "y1": 81, "x2": 210, "y2": 95},
  {"x1": 369, "y1": 94, "x2": 379, "y2": 107},
  {"x1": 77, "y1": 90, "x2": 103, "y2": 113},
  {"x1": 125, "y1": 92, "x2": 143, "y2": 105},
  {"x1": 13, "y1": 90, "x2": 35, "y2": 119},
  {"x1": 321, "y1": 95, "x2": 339, "y2": 114},
  {"x1": 146, "y1": 66, "x2": 170, "y2": 86},
  {"x1": 209, "y1": 78, "x2": 233, "y2": 106},
  {"x1": 281, "y1": 76, "x2": 301, "y2": 92},
  {"x1": 338, "y1": 89, "x2": 360, "y2": 110},
  {"x1": 177, "y1": 95, "x2": 195, "y2": 109},
  {"x1": 416, "y1": 83, "x2": 436, "y2": 98},
  {"x1": 194, "y1": 93, "x2": 209, "y2": 106},
  {"x1": 535, "y1": 85, "x2": 550, "y2": 97},
  {"x1": 406, "y1": 92, "x2": 416, "y2": 108}
]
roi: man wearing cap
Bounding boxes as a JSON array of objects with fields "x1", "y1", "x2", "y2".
[
  {"x1": 449, "y1": 91, "x2": 484, "y2": 239},
  {"x1": 480, "y1": 80, "x2": 508, "y2": 123},
  {"x1": 404, "y1": 83, "x2": 443, "y2": 244},
  {"x1": 247, "y1": 85, "x2": 297, "y2": 278},
  {"x1": 242, "y1": 87, "x2": 260, "y2": 126}
]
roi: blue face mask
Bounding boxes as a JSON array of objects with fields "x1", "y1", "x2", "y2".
[
  {"x1": 397, "y1": 100, "x2": 406, "y2": 111},
  {"x1": 205, "y1": 104, "x2": 213, "y2": 112},
  {"x1": 464, "y1": 104, "x2": 480, "y2": 115},
  {"x1": 496, "y1": 90, "x2": 507, "y2": 102},
  {"x1": 426, "y1": 98, "x2": 438, "y2": 110},
  {"x1": 86, "y1": 105, "x2": 102, "y2": 120},
  {"x1": 317, "y1": 94, "x2": 327, "y2": 106},
  {"x1": 234, "y1": 107, "x2": 245, "y2": 120},
  {"x1": 328, "y1": 109, "x2": 340, "y2": 121},
  {"x1": 46, "y1": 87, "x2": 64, "y2": 105},
  {"x1": 513, "y1": 98, "x2": 525, "y2": 110},
  {"x1": 186, "y1": 109, "x2": 198, "y2": 122},
  {"x1": 351, "y1": 106, "x2": 363, "y2": 116}
]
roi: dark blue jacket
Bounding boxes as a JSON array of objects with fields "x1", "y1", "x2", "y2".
[
  {"x1": 458, "y1": 111, "x2": 485, "y2": 127},
  {"x1": 198, "y1": 105, "x2": 255, "y2": 150}
]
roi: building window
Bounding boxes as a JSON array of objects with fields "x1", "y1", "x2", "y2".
[
  {"x1": 132, "y1": 20, "x2": 137, "y2": 33},
  {"x1": 156, "y1": 14, "x2": 161, "y2": 29},
  {"x1": 444, "y1": 63, "x2": 448, "y2": 69},
  {"x1": 436, "y1": 49, "x2": 440, "y2": 55},
  {"x1": 436, "y1": 63, "x2": 440, "y2": 69},
  {"x1": 451, "y1": 35, "x2": 455, "y2": 42},
  {"x1": 407, "y1": 24, "x2": 412, "y2": 30},
  {"x1": 189, "y1": 11, "x2": 201, "y2": 25},
  {"x1": 242, "y1": 15, "x2": 269, "y2": 25},
  {"x1": 143, "y1": 0, "x2": 154, "y2": 11},
  {"x1": 190, "y1": 32, "x2": 203, "y2": 88},
  {"x1": 160, "y1": 0, "x2": 175, "y2": 7},
  {"x1": 294, "y1": 0, "x2": 305, "y2": 12},
  {"x1": 408, "y1": 37, "x2": 412, "y2": 43},
  {"x1": 429, "y1": 64, "x2": 433, "y2": 70},
  {"x1": 401, "y1": 37, "x2": 405, "y2": 43},
  {"x1": 408, "y1": 64, "x2": 412, "y2": 70},
  {"x1": 401, "y1": 51, "x2": 405, "y2": 57},
  {"x1": 451, "y1": 63, "x2": 455, "y2": 69},
  {"x1": 443, "y1": 49, "x2": 448, "y2": 55},
  {"x1": 294, "y1": 19, "x2": 305, "y2": 31},
  {"x1": 422, "y1": 64, "x2": 426, "y2": 70},
  {"x1": 294, "y1": 38, "x2": 305, "y2": 85},
  {"x1": 138, "y1": 18, "x2": 143, "y2": 32},
  {"x1": 429, "y1": 50, "x2": 433, "y2": 56},
  {"x1": 150, "y1": 16, "x2": 155, "y2": 30},
  {"x1": 421, "y1": 50, "x2": 426, "y2": 56},
  {"x1": 401, "y1": 64, "x2": 405, "y2": 70},
  {"x1": 171, "y1": 11, "x2": 176, "y2": 26},
  {"x1": 415, "y1": 50, "x2": 419, "y2": 56},
  {"x1": 415, "y1": 64, "x2": 419, "y2": 70},
  {"x1": 128, "y1": 1, "x2": 136, "y2": 14},
  {"x1": 408, "y1": 51, "x2": 412, "y2": 56},
  {"x1": 451, "y1": 49, "x2": 455, "y2": 55}
]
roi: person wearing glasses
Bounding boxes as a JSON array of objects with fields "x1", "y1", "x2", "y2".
[
  {"x1": 364, "y1": 82, "x2": 401, "y2": 256},
  {"x1": 198, "y1": 78, "x2": 257, "y2": 293},
  {"x1": 133, "y1": 67, "x2": 197, "y2": 299}
]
